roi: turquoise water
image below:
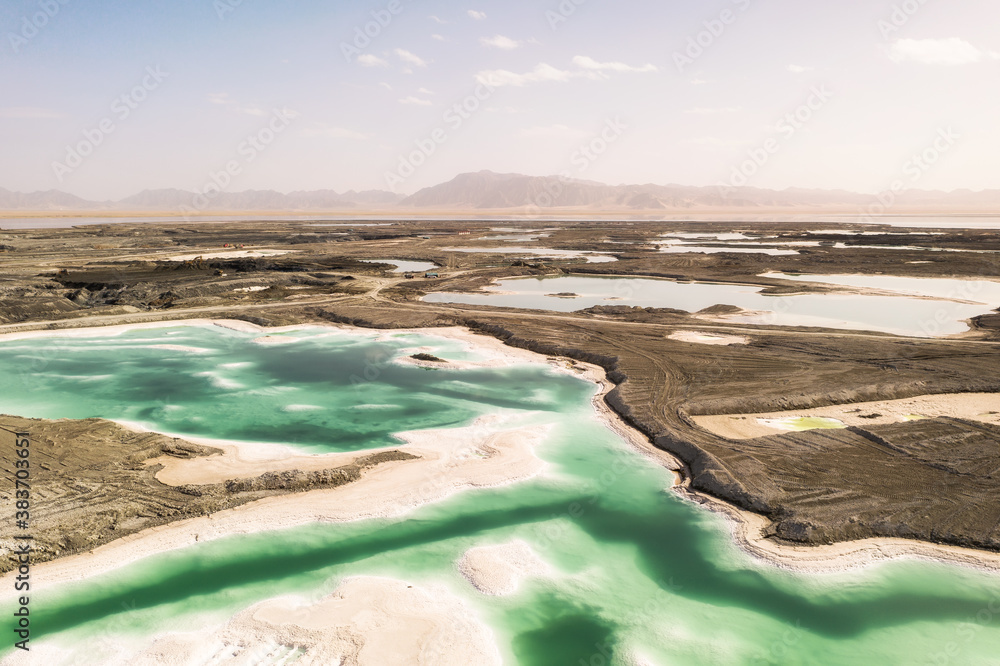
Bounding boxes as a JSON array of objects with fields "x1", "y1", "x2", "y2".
[
  {"x1": 424, "y1": 275, "x2": 992, "y2": 337},
  {"x1": 3, "y1": 325, "x2": 1000, "y2": 664}
]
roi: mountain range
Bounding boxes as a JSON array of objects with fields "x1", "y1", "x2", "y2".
[{"x1": 3, "y1": 171, "x2": 1000, "y2": 212}]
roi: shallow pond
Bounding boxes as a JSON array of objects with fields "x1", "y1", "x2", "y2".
[
  {"x1": 424, "y1": 275, "x2": 994, "y2": 336},
  {"x1": 443, "y1": 247, "x2": 618, "y2": 263},
  {"x1": 361, "y1": 259, "x2": 438, "y2": 273},
  {"x1": 763, "y1": 273, "x2": 1000, "y2": 305},
  {"x1": 658, "y1": 242, "x2": 800, "y2": 256}
]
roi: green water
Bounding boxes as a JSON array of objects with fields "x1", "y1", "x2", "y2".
[
  {"x1": 760, "y1": 417, "x2": 847, "y2": 432},
  {"x1": 2, "y1": 324, "x2": 1000, "y2": 665}
]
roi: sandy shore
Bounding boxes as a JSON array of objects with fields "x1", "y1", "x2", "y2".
[
  {"x1": 143, "y1": 425, "x2": 378, "y2": 485},
  {"x1": 2, "y1": 412, "x2": 550, "y2": 593},
  {"x1": 694, "y1": 392, "x2": 1000, "y2": 440},
  {"x1": 5, "y1": 577, "x2": 501, "y2": 666},
  {"x1": 677, "y1": 484, "x2": 1000, "y2": 574},
  {"x1": 0, "y1": 318, "x2": 586, "y2": 664},
  {"x1": 458, "y1": 540, "x2": 553, "y2": 596},
  {"x1": 166, "y1": 248, "x2": 296, "y2": 261},
  {"x1": 667, "y1": 330, "x2": 749, "y2": 346}
]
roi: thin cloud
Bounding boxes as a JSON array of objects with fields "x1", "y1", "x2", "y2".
[
  {"x1": 787, "y1": 64, "x2": 813, "y2": 73},
  {"x1": 418, "y1": 87, "x2": 434, "y2": 95},
  {"x1": 358, "y1": 54, "x2": 389, "y2": 67},
  {"x1": 432, "y1": 34, "x2": 446, "y2": 41},
  {"x1": 481, "y1": 35, "x2": 520, "y2": 50},
  {"x1": 572, "y1": 55, "x2": 658, "y2": 73},
  {"x1": 478, "y1": 57, "x2": 658, "y2": 87},
  {"x1": 394, "y1": 48, "x2": 428, "y2": 67},
  {"x1": 429, "y1": 15, "x2": 448, "y2": 24},
  {"x1": 239, "y1": 106, "x2": 267, "y2": 117},
  {"x1": 207, "y1": 93, "x2": 272, "y2": 117},
  {"x1": 888, "y1": 38, "x2": 1000, "y2": 65},
  {"x1": 399, "y1": 96, "x2": 433, "y2": 106},
  {"x1": 468, "y1": 10, "x2": 487, "y2": 20},
  {"x1": 477, "y1": 63, "x2": 585, "y2": 87}
]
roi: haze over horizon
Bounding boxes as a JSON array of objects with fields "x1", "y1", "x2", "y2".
[{"x1": 3, "y1": 0, "x2": 999, "y2": 200}]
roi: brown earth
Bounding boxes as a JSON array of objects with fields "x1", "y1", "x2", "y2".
[
  {"x1": 1, "y1": 217, "x2": 999, "y2": 560},
  {"x1": 0, "y1": 415, "x2": 414, "y2": 573}
]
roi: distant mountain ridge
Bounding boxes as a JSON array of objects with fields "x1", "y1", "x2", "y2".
[
  {"x1": 400, "y1": 171, "x2": 1000, "y2": 210},
  {"x1": 117, "y1": 188, "x2": 405, "y2": 210},
  {"x1": 3, "y1": 173, "x2": 1000, "y2": 211},
  {"x1": 0, "y1": 187, "x2": 406, "y2": 212},
  {"x1": 0, "y1": 187, "x2": 109, "y2": 210}
]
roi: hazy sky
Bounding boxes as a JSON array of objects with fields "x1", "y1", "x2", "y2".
[{"x1": 2, "y1": 0, "x2": 998, "y2": 199}]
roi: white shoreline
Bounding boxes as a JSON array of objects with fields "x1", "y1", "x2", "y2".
[
  {"x1": 678, "y1": 485, "x2": 1000, "y2": 575},
  {"x1": 457, "y1": 540, "x2": 554, "y2": 596},
  {"x1": 1, "y1": 412, "x2": 552, "y2": 593},
  {"x1": 1, "y1": 317, "x2": 998, "y2": 590},
  {"x1": 9, "y1": 576, "x2": 502, "y2": 666}
]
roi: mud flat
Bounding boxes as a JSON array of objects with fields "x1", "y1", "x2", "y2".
[{"x1": 667, "y1": 330, "x2": 749, "y2": 346}]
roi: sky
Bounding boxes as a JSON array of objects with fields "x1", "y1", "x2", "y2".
[{"x1": 2, "y1": 0, "x2": 999, "y2": 200}]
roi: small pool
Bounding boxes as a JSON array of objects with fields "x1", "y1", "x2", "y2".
[
  {"x1": 361, "y1": 259, "x2": 438, "y2": 273},
  {"x1": 424, "y1": 275, "x2": 995, "y2": 337},
  {"x1": 762, "y1": 273, "x2": 1000, "y2": 304},
  {"x1": 442, "y1": 247, "x2": 617, "y2": 263},
  {"x1": 658, "y1": 243, "x2": 800, "y2": 256}
]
